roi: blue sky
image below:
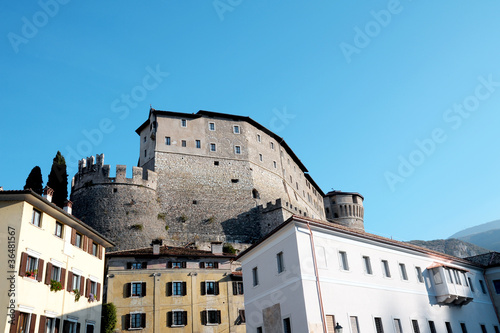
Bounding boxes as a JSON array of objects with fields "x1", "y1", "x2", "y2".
[{"x1": 2, "y1": 1, "x2": 500, "y2": 242}]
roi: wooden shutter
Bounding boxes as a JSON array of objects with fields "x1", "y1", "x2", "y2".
[
  {"x1": 45, "y1": 263, "x2": 53, "y2": 285},
  {"x1": 141, "y1": 282, "x2": 147, "y2": 297},
  {"x1": 167, "y1": 282, "x2": 172, "y2": 296},
  {"x1": 167, "y1": 312, "x2": 172, "y2": 327},
  {"x1": 29, "y1": 314, "x2": 37, "y2": 333},
  {"x1": 71, "y1": 229, "x2": 76, "y2": 245},
  {"x1": 19, "y1": 252, "x2": 28, "y2": 277},
  {"x1": 167, "y1": 261, "x2": 172, "y2": 269},
  {"x1": 67, "y1": 272, "x2": 73, "y2": 292},
  {"x1": 126, "y1": 262, "x2": 132, "y2": 269},
  {"x1": 181, "y1": 262, "x2": 186, "y2": 268},
  {"x1": 76, "y1": 322, "x2": 81, "y2": 333},
  {"x1": 82, "y1": 235, "x2": 88, "y2": 252},
  {"x1": 37, "y1": 259, "x2": 44, "y2": 282},
  {"x1": 60, "y1": 269, "x2": 66, "y2": 289},
  {"x1": 86, "y1": 279, "x2": 91, "y2": 298},
  {"x1": 216, "y1": 310, "x2": 221, "y2": 324},
  {"x1": 182, "y1": 311, "x2": 188, "y2": 325},
  {"x1": 125, "y1": 283, "x2": 131, "y2": 298},
  {"x1": 38, "y1": 315, "x2": 46, "y2": 333},
  {"x1": 239, "y1": 310, "x2": 246, "y2": 323},
  {"x1": 182, "y1": 282, "x2": 187, "y2": 296},
  {"x1": 199, "y1": 262, "x2": 205, "y2": 269},
  {"x1": 63, "y1": 321, "x2": 70, "y2": 333},
  {"x1": 214, "y1": 282, "x2": 219, "y2": 295},
  {"x1": 54, "y1": 319, "x2": 60, "y2": 333},
  {"x1": 233, "y1": 281, "x2": 237, "y2": 295},
  {"x1": 124, "y1": 315, "x2": 130, "y2": 330},
  {"x1": 200, "y1": 282, "x2": 206, "y2": 295},
  {"x1": 9, "y1": 311, "x2": 19, "y2": 333},
  {"x1": 98, "y1": 245, "x2": 102, "y2": 260},
  {"x1": 214, "y1": 262, "x2": 219, "y2": 269},
  {"x1": 79, "y1": 277, "x2": 85, "y2": 294},
  {"x1": 96, "y1": 283, "x2": 101, "y2": 301},
  {"x1": 141, "y1": 314, "x2": 146, "y2": 328},
  {"x1": 201, "y1": 311, "x2": 207, "y2": 325}
]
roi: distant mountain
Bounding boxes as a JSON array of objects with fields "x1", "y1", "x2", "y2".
[
  {"x1": 448, "y1": 219, "x2": 500, "y2": 252},
  {"x1": 406, "y1": 239, "x2": 491, "y2": 258}
]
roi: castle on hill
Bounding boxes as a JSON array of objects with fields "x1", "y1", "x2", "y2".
[{"x1": 70, "y1": 109, "x2": 364, "y2": 251}]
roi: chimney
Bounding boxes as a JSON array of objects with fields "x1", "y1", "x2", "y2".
[
  {"x1": 43, "y1": 187, "x2": 54, "y2": 202},
  {"x1": 152, "y1": 239, "x2": 163, "y2": 255},
  {"x1": 211, "y1": 242, "x2": 223, "y2": 255},
  {"x1": 63, "y1": 200, "x2": 73, "y2": 215}
]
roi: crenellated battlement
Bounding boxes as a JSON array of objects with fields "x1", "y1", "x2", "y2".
[
  {"x1": 72, "y1": 154, "x2": 158, "y2": 192},
  {"x1": 257, "y1": 198, "x2": 284, "y2": 212}
]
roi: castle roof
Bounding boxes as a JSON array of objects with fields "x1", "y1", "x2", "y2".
[
  {"x1": 325, "y1": 190, "x2": 364, "y2": 200},
  {"x1": 236, "y1": 215, "x2": 484, "y2": 269},
  {"x1": 107, "y1": 244, "x2": 237, "y2": 259}
]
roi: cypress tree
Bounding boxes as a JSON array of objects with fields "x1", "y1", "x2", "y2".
[
  {"x1": 24, "y1": 166, "x2": 44, "y2": 195},
  {"x1": 47, "y1": 151, "x2": 68, "y2": 208}
]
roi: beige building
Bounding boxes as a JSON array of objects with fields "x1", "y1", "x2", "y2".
[
  {"x1": 105, "y1": 241, "x2": 245, "y2": 333},
  {"x1": 0, "y1": 189, "x2": 114, "y2": 333}
]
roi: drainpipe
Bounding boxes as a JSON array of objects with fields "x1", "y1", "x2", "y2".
[{"x1": 306, "y1": 223, "x2": 327, "y2": 333}]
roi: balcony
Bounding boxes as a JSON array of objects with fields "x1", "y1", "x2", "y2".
[{"x1": 428, "y1": 263, "x2": 474, "y2": 306}]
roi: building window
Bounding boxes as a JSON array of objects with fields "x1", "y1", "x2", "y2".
[
  {"x1": 283, "y1": 317, "x2": 291, "y2": 333},
  {"x1": 72, "y1": 274, "x2": 81, "y2": 292},
  {"x1": 350, "y1": 316, "x2": 360, "y2": 333},
  {"x1": 415, "y1": 266, "x2": 424, "y2": 283},
  {"x1": 277, "y1": 252, "x2": 285, "y2": 273},
  {"x1": 204, "y1": 281, "x2": 218, "y2": 295},
  {"x1": 432, "y1": 269, "x2": 443, "y2": 285},
  {"x1": 394, "y1": 319, "x2": 403, "y2": 333},
  {"x1": 25, "y1": 255, "x2": 39, "y2": 278},
  {"x1": 468, "y1": 277, "x2": 475, "y2": 292},
  {"x1": 235, "y1": 146, "x2": 241, "y2": 154},
  {"x1": 89, "y1": 280, "x2": 97, "y2": 297},
  {"x1": 363, "y1": 256, "x2": 372, "y2": 275},
  {"x1": 165, "y1": 137, "x2": 171, "y2": 145},
  {"x1": 45, "y1": 317, "x2": 56, "y2": 333},
  {"x1": 181, "y1": 140, "x2": 186, "y2": 147},
  {"x1": 252, "y1": 189, "x2": 260, "y2": 199},
  {"x1": 143, "y1": 136, "x2": 146, "y2": 143},
  {"x1": 273, "y1": 161, "x2": 277, "y2": 168},
  {"x1": 181, "y1": 119, "x2": 187, "y2": 127},
  {"x1": 85, "y1": 323, "x2": 94, "y2": 333},
  {"x1": 63, "y1": 320, "x2": 78, "y2": 333},
  {"x1": 257, "y1": 134, "x2": 261, "y2": 142},
  {"x1": 460, "y1": 323, "x2": 468, "y2": 333},
  {"x1": 209, "y1": 122, "x2": 215, "y2": 131},
  {"x1": 130, "y1": 313, "x2": 144, "y2": 329},
  {"x1": 169, "y1": 262, "x2": 184, "y2": 269},
  {"x1": 131, "y1": 282, "x2": 145, "y2": 297},
  {"x1": 399, "y1": 263, "x2": 408, "y2": 280},
  {"x1": 382, "y1": 260, "x2": 391, "y2": 278},
  {"x1": 15, "y1": 312, "x2": 33, "y2": 333},
  {"x1": 481, "y1": 325, "x2": 487, "y2": 333},
  {"x1": 237, "y1": 309, "x2": 246, "y2": 324},
  {"x1": 493, "y1": 280, "x2": 500, "y2": 294},
  {"x1": 412, "y1": 320, "x2": 420, "y2": 333},
  {"x1": 339, "y1": 251, "x2": 349, "y2": 271},
  {"x1": 374, "y1": 317, "x2": 384, "y2": 333},
  {"x1": 480, "y1": 280, "x2": 487, "y2": 294},
  {"x1": 445, "y1": 322, "x2": 453, "y2": 333},
  {"x1": 257, "y1": 327, "x2": 263, "y2": 333},
  {"x1": 252, "y1": 267, "x2": 259, "y2": 286},
  {"x1": 259, "y1": 154, "x2": 263, "y2": 161},
  {"x1": 232, "y1": 281, "x2": 244, "y2": 295},
  {"x1": 169, "y1": 310, "x2": 187, "y2": 327},
  {"x1": 128, "y1": 262, "x2": 147, "y2": 269},
  {"x1": 196, "y1": 140, "x2": 201, "y2": 148},
  {"x1": 494, "y1": 326, "x2": 499, "y2": 333},
  {"x1": 429, "y1": 321, "x2": 437, "y2": 333},
  {"x1": 233, "y1": 125, "x2": 240, "y2": 134},
  {"x1": 270, "y1": 142, "x2": 274, "y2": 149},
  {"x1": 172, "y1": 281, "x2": 186, "y2": 296},
  {"x1": 144, "y1": 149, "x2": 147, "y2": 157},
  {"x1": 55, "y1": 222, "x2": 63, "y2": 238},
  {"x1": 31, "y1": 209, "x2": 41, "y2": 227},
  {"x1": 91, "y1": 243, "x2": 97, "y2": 256},
  {"x1": 454, "y1": 270, "x2": 462, "y2": 285},
  {"x1": 49, "y1": 264, "x2": 62, "y2": 283},
  {"x1": 75, "y1": 233, "x2": 82, "y2": 248},
  {"x1": 210, "y1": 143, "x2": 216, "y2": 152},
  {"x1": 202, "y1": 310, "x2": 221, "y2": 325}
]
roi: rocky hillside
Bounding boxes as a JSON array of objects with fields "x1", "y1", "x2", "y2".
[
  {"x1": 406, "y1": 238, "x2": 491, "y2": 258},
  {"x1": 449, "y1": 220, "x2": 500, "y2": 252}
]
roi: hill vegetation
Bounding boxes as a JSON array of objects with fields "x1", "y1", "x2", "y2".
[{"x1": 406, "y1": 238, "x2": 491, "y2": 258}]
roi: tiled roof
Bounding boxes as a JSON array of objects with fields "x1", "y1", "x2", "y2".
[
  {"x1": 466, "y1": 252, "x2": 500, "y2": 267},
  {"x1": 107, "y1": 244, "x2": 237, "y2": 259}
]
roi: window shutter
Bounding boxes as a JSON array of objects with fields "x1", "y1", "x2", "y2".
[
  {"x1": 88, "y1": 238, "x2": 93, "y2": 255},
  {"x1": 124, "y1": 315, "x2": 130, "y2": 330},
  {"x1": 182, "y1": 311, "x2": 188, "y2": 325},
  {"x1": 45, "y1": 262, "x2": 53, "y2": 285},
  {"x1": 76, "y1": 322, "x2": 81, "y2": 333},
  {"x1": 37, "y1": 259, "x2": 44, "y2": 282},
  {"x1": 63, "y1": 320, "x2": 70, "y2": 333},
  {"x1": 98, "y1": 245, "x2": 102, "y2": 260},
  {"x1": 71, "y1": 229, "x2": 76, "y2": 245},
  {"x1": 142, "y1": 262, "x2": 147, "y2": 269},
  {"x1": 9, "y1": 311, "x2": 19, "y2": 333},
  {"x1": 60, "y1": 269, "x2": 66, "y2": 289},
  {"x1": 67, "y1": 272, "x2": 73, "y2": 292},
  {"x1": 82, "y1": 235, "x2": 88, "y2": 252},
  {"x1": 200, "y1": 282, "x2": 206, "y2": 295},
  {"x1": 182, "y1": 282, "x2": 187, "y2": 296},
  {"x1": 167, "y1": 282, "x2": 172, "y2": 296},
  {"x1": 38, "y1": 316, "x2": 46, "y2": 333},
  {"x1": 181, "y1": 262, "x2": 186, "y2": 268},
  {"x1": 199, "y1": 262, "x2": 205, "y2": 269},
  {"x1": 214, "y1": 262, "x2": 219, "y2": 269},
  {"x1": 19, "y1": 252, "x2": 28, "y2": 277},
  {"x1": 142, "y1": 282, "x2": 147, "y2": 297},
  {"x1": 29, "y1": 314, "x2": 37, "y2": 333},
  {"x1": 126, "y1": 263, "x2": 132, "y2": 269},
  {"x1": 233, "y1": 281, "x2": 237, "y2": 295},
  {"x1": 214, "y1": 282, "x2": 219, "y2": 295},
  {"x1": 54, "y1": 319, "x2": 60, "y2": 333},
  {"x1": 86, "y1": 279, "x2": 91, "y2": 298},
  {"x1": 125, "y1": 283, "x2": 131, "y2": 298},
  {"x1": 167, "y1": 261, "x2": 172, "y2": 269},
  {"x1": 201, "y1": 311, "x2": 207, "y2": 325},
  {"x1": 217, "y1": 310, "x2": 221, "y2": 324},
  {"x1": 80, "y1": 276, "x2": 85, "y2": 294},
  {"x1": 141, "y1": 314, "x2": 146, "y2": 328},
  {"x1": 167, "y1": 312, "x2": 172, "y2": 327},
  {"x1": 96, "y1": 283, "x2": 101, "y2": 301},
  {"x1": 239, "y1": 310, "x2": 246, "y2": 323}
]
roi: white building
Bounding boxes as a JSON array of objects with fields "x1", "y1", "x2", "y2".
[{"x1": 237, "y1": 215, "x2": 500, "y2": 333}]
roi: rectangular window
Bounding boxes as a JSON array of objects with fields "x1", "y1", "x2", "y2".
[
  {"x1": 270, "y1": 142, "x2": 274, "y2": 149},
  {"x1": 382, "y1": 260, "x2": 391, "y2": 277},
  {"x1": 144, "y1": 149, "x2": 147, "y2": 157},
  {"x1": 31, "y1": 209, "x2": 41, "y2": 227},
  {"x1": 481, "y1": 324, "x2": 487, "y2": 333},
  {"x1": 468, "y1": 277, "x2": 474, "y2": 292},
  {"x1": 493, "y1": 280, "x2": 500, "y2": 294},
  {"x1": 283, "y1": 317, "x2": 291, "y2": 333},
  {"x1": 432, "y1": 269, "x2": 443, "y2": 285},
  {"x1": 350, "y1": 316, "x2": 360, "y2": 333},
  {"x1": 252, "y1": 267, "x2": 259, "y2": 286},
  {"x1": 206, "y1": 281, "x2": 216, "y2": 295},
  {"x1": 494, "y1": 326, "x2": 499, "y2": 333},
  {"x1": 394, "y1": 319, "x2": 403, "y2": 333},
  {"x1": 172, "y1": 311, "x2": 186, "y2": 326},
  {"x1": 92, "y1": 243, "x2": 97, "y2": 256},
  {"x1": 363, "y1": 256, "x2": 372, "y2": 275},
  {"x1": 480, "y1": 280, "x2": 487, "y2": 294},
  {"x1": 15, "y1": 312, "x2": 32, "y2": 333},
  {"x1": 412, "y1": 320, "x2": 420, "y2": 333},
  {"x1": 173, "y1": 282, "x2": 183, "y2": 296},
  {"x1": 25, "y1": 255, "x2": 39, "y2": 278},
  {"x1": 233, "y1": 281, "x2": 244, "y2": 295},
  {"x1": 415, "y1": 266, "x2": 424, "y2": 283},
  {"x1": 172, "y1": 262, "x2": 182, "y2": 269},
  {"x1": 257, "y1": 327, "x2": 263, "y2": 333},
  {"x1": 130, "y1": 313, "x2": 144, "y2": 329},
  {"x1": 339, "y1": 251, "x2": 349, "y2": 271},
  {"x1": 445, "y1": 322, "x2": 453, "y2": 333},
  {"x1": 51, "y1": 265, "x2": 61, "y2": 282},
  {"x1": 400, "y1": 263, "x2": 408, "y2": 280},
  {"x1": 210, "y1": 143, "x2": 216, "y2": 152},
  {"x1": 45, "y1": 317, "x2": 55, "y2": 333},
  {"x1": 75, "y1": 233, "x2": 82, "y2": 248},
  {"x1": 165, "y1": 137, "x2": 171, "y2": 145},
  {"x1": 209, "y1": 122, "x2": 215, "y2": 131},
  {"x1": 131, "y1": 282, "x2": 142, "y2": 297},
  {"x1": 446, "y1": 268, "x2": 454, "y2": 283},
  {"x1": 273, "y1": 161, "x2": 277, "y2": 168},
  {"x1": 374, "y1": 317, "x2": 384, "y2": 333},
  {"x1": 277, "y1": 252, "x2": 285, "y2": 273},
  {"x1": 206, "y1": 310, "x2": 220, "y2": 325},
  {"x1": 181, "y1": 140, "x2": 187, "y2": 147},
  {"x1": 259, "y1": 154, "x2": 263, "y2": 161},
  {"x1": 454, "y1": 270, "x2": 462, "y2": 285},
  {"x1": 460, "y1": 323, "x2": 468, "y2": 333},
  {"x1": 233, "y1": 125, "x2": 240, "y2": 134},
  {"x1": 55, "y1": 222, "x2": 63, "y2": 238},
  {"x1": 143, "y1": 136, "x2": 146, "y2": 142},
  {"x1": 235, "y1": 146, "x2": 241, "y2": 154},
  {"x1": 257, "y1": 134, "x2": 261, "y2": 142},
  {"x1": 181, "y1": 119, "x2": 187, "y2": 127},
  {"x1": 462, "y1": 272, "x2": 468, "y2": 286},
  {"x1": 429, "y1": 321, "x2": 437, "y2": 333},
  {"x1": 196, "y1": 140, "x2": 201, "y2": 149},
  {"x1": 72, "y1": 274, "x2": 81, "y2": 292}
]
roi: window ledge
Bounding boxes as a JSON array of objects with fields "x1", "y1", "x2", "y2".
[{"x1": 23, "y1": 277, "x2": 39, "y2": 283}]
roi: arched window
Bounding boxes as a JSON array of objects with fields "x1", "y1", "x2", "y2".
[{"x1": 252, "y1": 189, "x2": 260, "y2": 199}]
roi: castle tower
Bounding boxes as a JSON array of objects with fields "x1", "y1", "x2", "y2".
[{"x1": 323, "y1": 190, "x2": 364, "y2": 231}]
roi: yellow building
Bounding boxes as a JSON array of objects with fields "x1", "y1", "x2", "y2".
[
  {"x1": 106, "y1": 241, "x2": 245, "y2": 333},
  {"x1": 0, "y1": 189, "x2": 114, "y2": 333}
]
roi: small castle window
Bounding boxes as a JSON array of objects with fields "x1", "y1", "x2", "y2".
[
  {"x1": 259, "y1": 154, "x2": 263, "y2": 162},
  {"x1": 165, "y1": 137, "x2": 171, "y2": 145},
  {"x1": 252, "y1": 189, "x2": 260, "y2": 199},
  {"x1": 181, "y1": 140, "x2": 187, "y2": 147},
  {"x1": 257, "y1": 134, "x2": 261, "y2": 142},
  {"x1": 143, "y1": 137, "x2": 146, "y2": 143},
  {"x1": 233, "y1": 125, "x2": 240, "y2": 134},
  {"x1": 231, "y1": 179, "x2": 239, "y2": 183},
  {"x1": 235, "y1": 146, "x2": 241, "y2": 154},
  {"x1": 270, "y1": 142, "x2": 274, "y2": 149},
  {"x1": 196, "y1": 140, "x2": 201, "y2": 149},
  {"x1": 273, "y1": 161, "x2": 277, "y2": 168},
  {"x1": 113, "y1": 188, "x2": 118, "y2": 193},
  {"x1": 193, "y1": 200, "x2": 197, "y2": 204},
  {"x1": 181, "y1": 119, "x2": 187, "y2": 127},
  {"x1": 144, "y1": 150, "x2": 147, "y2": 157},
  {"x1": 214, "y1": 161, "x2": 219, "y2": 166},
  {"x1": 209, "y1": 122, "x2": 215, "y2": 131},
  {"x1": 210, "y1": 143, "x2": 216, "y2": 152}
]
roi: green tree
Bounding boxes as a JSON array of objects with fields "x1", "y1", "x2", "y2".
[
  {"x1": 47, "y1": 151, "x2": 68, "y2": 208},
  {"x1": 101, "y1": 303, "x2": 117, "y2": 333},
  {"x1": 24, "y1": 166, "x2": 44, "y2": 195}
]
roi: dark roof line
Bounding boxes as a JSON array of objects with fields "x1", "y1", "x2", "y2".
[{"x1": 107, "y1": 244, "x2": 236, "y2": 258}]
